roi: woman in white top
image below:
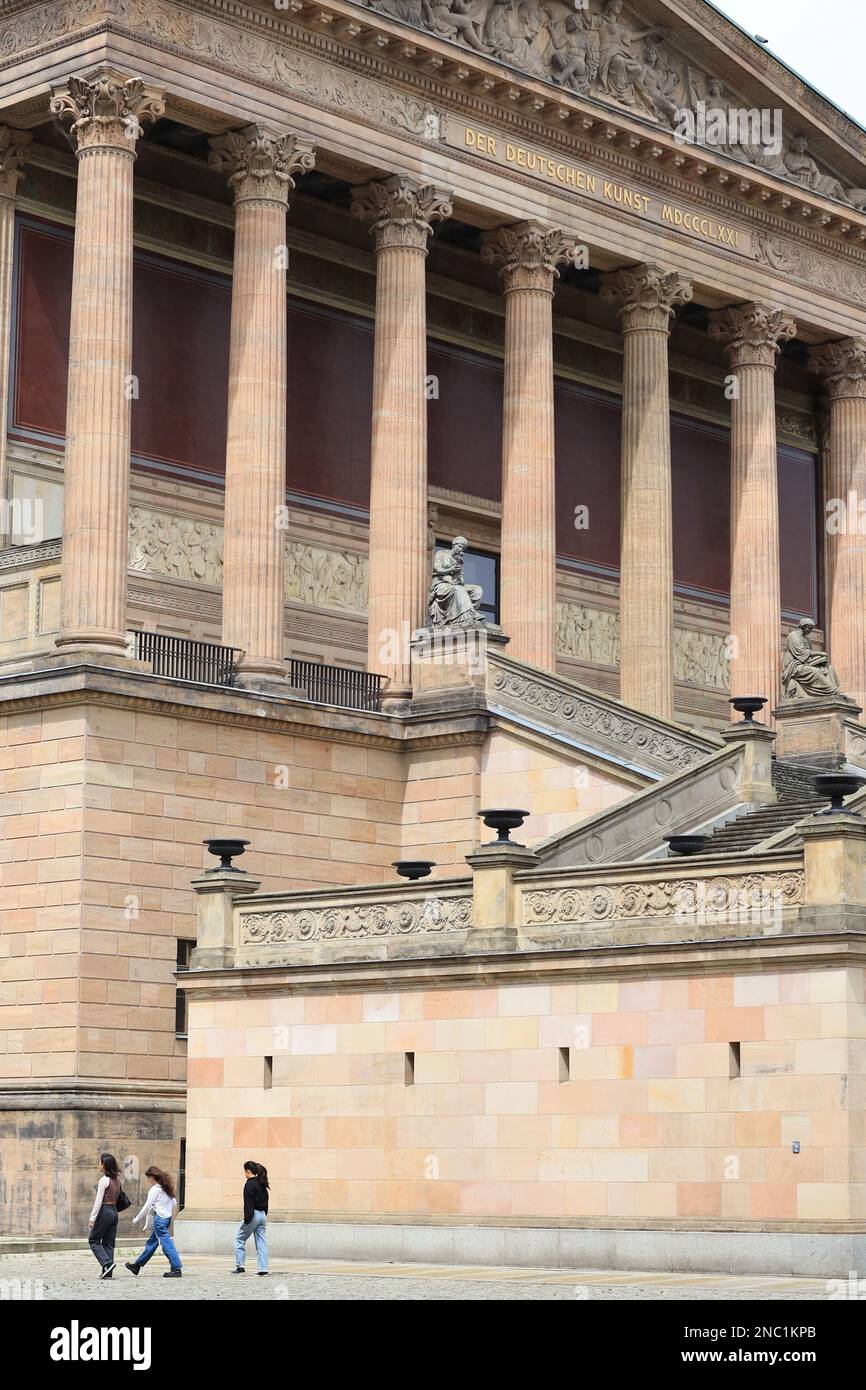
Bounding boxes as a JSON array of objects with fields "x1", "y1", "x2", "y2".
[
  {"x1": 88, "y1": 1152, "x2": 121, "y2": 1279},
  {"x1": 125, "y1": 1166, "x2": 183, "y2": 1278}
]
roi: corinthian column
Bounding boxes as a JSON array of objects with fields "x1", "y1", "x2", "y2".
[
  {"x1": 50, "y1": 68, "x2": 164, "y2": 653},
  {"x1": 809, "y1": 339, "x2": 866, "y2": 709},
  {"x1": 0, "y1": 127, "x2": 31, "y2": 548},
  {"x1": 352, "y1": 175, "x2": 452, "y2": 698},
  {"x1": 482, "y1": 222, "x2": 578, "y2": 671},
  {"x1": 601, "y1": 264, "x2": 692, "y2": 720},
  {"x1": 210, "y1": 126, "x2": 315, "y2": 679},
  {"x1": 710, "y1": 303, "x2": 796, "y2": 718}
]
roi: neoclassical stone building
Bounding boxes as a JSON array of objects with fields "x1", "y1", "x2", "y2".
[{"x1": 2, "y1": 0, "x2": 866, "y2": 1271}]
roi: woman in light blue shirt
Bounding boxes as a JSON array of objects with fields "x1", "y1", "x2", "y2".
[{"x1": 125, "y1": 1167, "x2": 183, "y2": 1278}]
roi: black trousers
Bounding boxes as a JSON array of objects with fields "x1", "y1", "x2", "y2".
[{"x1": 89, "y1": 1205, "x2": 118, "y2": 1268}]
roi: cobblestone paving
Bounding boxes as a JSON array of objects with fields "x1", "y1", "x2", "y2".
[{"x1": 0, "y1": 1251, "x2": 829, "y2": 1300}]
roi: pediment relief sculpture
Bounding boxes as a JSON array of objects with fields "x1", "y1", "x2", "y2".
[{"x1": 363, "y1": 0, "x2": 866, "y2": 211}]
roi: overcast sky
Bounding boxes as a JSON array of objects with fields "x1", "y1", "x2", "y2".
[{"x1": 710, "y1": 0, "x2": 866, "y2": 127}]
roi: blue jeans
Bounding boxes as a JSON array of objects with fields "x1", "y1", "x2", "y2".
[
  {"x1": 235, "y1": 1210, "x2": 268, "y2": 1272},
  {"x1": 132, "y1": 1214, "x2": 182, "y2": 1271}
]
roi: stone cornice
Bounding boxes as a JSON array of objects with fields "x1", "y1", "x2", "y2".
[
  {"x1": 179, "y1": 928, "x2": 866, "y2": 995},
  {"x1": 4, "y1": 0, "x2": 866, "y2": 280},
  {"x1": 0, "y1": 660, "x2": 491, "y2": 750}
]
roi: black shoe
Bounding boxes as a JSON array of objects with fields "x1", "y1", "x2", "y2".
[
  {"x1": 125, "y1": 1262, "x2": 140, "y2": 1276},
  {"x1": 100, "y1": 1263, "x2": 116, "y2": 1279},
  {"x1": 231, "y1": 1267, "x2": 245, "y2": 1274},
  {"x1": 163, "y1": 1269, "x2": 182, "y2": 1278},
  {"x1": 258, "y1": 1271, "x2": 269, "y2": 1276}
]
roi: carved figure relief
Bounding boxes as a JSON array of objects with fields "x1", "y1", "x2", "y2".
[
  {"x1": 364, "y1": 0, "x2": 866, "y2": 209},
  {"x1": 129, "y1": 508, "x2": 368, "y2": 612},
  {"x1": 129, "y1": 508, "x2": 224, "y2": 586},
  {"x1": 555, "y1": 600, "x2": 729, "y2": 690}
]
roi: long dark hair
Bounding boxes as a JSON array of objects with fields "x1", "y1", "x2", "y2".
[
  {"x1": 243, "y1": 1160, "x2": 269, "y2": 1189},
  {"x1": 100, "y1": 1153, "x2": 119, "y2": 1179},
  {"x1": 145, "y1": 1166, "x2": 176, "y2": 1199}
]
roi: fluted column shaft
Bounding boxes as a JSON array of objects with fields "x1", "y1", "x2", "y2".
[
  {"x1": 210, "y1": 127, "x2": 315, "y2": 677},
  {"x1": 810, "y1": 339, "x2": 866, "y2": 708},
  {"x1": 0, "y1": 128, "x2": 31, "y2": 548},
  {"x1": 483, "y1": 223, "x2": 577, "y2": 670},
  {"x1": 602, "y1": 264, "x2": 692, "y2": 721},
  {"x1": 50, "y1": 70, "x2": 163, "y2": 652},
  {"x1": 353, "y1": 176, "x2": 452, "y2": 697},
  {"x1": 711, "y1": 304, "x2": 796, "y2": 720}
]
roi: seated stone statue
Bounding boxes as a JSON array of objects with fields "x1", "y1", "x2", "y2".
[
  {"x1": 781, "y1": 619, "x2": 842, "y2": 700},
  {"x1": 428, "y1": 535, "x2": 485, "y2": 630}
]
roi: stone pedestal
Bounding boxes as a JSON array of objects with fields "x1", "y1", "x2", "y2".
[
  {"x1": 210, "y1": 127, "x2": 315, "y2": 680},
  {"x1": 465, "y1": 840, "x2": 538, "y2": 951},
  {"x1": 721, "y1": 719, "x2": 777, "y2": 805},
  {"x1": 602, "y1": 264, "x2": 692, "y2": 721},
  {"x1": 773, "y1": 696, "x2": 863, "y2": 766},
  {"x1": 353, "y1": 176, "x2": 452, "y2": 699},
  {"x1": 191, "y1": 868, "x2": 261, "y2": 969},
  {"x1": 801, "y1": 813, "x2": 866, "y2": 929},
  {"x1": 482, "y1": 222, "x2": 577, "y2": 672},
  {"x1": 410, "y1": 624, "x2": 508, "y2": 710},
  {"x1": 50, "y1": 68, "x2": 164, "y2": 655},
  {"x1": 710, "y1": 304, "x2": 796, "y2": 724}
]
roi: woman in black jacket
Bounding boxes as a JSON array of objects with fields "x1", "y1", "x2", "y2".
[{"x1": 231, "y1": 1161, "x2": 269, "y2": 1275}]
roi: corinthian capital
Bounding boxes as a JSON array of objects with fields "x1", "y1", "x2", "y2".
[
  {"x1": 209, "y1": 126, "x2": 315, "y2": 206},
  {"x1": 351, "y1": 174, "x2": 453, "y2": 251},
  {"x1": 50, "y1": 66, "x2": 165, "y2": 155},
  {"x1": 808, "y1": 338, "x2": 866, "y2": 401},
  {"x1": 481, "y1": 221, "x2": 579, "y2": 292},
  {"x1": 601, "y1": 263, "x2": 693, "y2": 332},
  {"x1": 708, "y1": 302, "x2": 797, "y2": 368},
  {"x1": 0, "y1": 126, "x2": 32, "y2": 199}
]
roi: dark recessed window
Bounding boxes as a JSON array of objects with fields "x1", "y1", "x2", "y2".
[{"x1": 175, "y1": 939, "x2": 194, "y2": 1038}]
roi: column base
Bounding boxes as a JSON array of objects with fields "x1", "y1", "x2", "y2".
[
  {"x1": 232, "y1": 667, "x2": 304, "y2": 698},
  {"x1": 54, "y1": 629, "x2": 131, "y2": 657}
]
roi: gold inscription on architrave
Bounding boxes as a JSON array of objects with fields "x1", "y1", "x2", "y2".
[{"x1": 454, "y1": 124, "x2": 747, "y2": 254}]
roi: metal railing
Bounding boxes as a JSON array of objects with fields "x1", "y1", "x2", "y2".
[
  {"x1": 290, "y1": 658, "x2": 385, "y2": 712},
  {"x1": 134, "y1": 631, "x2": 241, "y2": 687}
]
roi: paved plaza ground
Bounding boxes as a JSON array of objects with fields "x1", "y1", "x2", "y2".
[{"x1": 0, "y1": 1250, "x2": 833, "y2": 1301}]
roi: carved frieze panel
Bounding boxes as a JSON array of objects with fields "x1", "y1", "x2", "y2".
[
  {"x1": 555, "y1": 599, "x2": 730, "y2": 691},
  {"x1": 239, "y1": 893, "x2": 472, "y2": 945},
  {"x1": 129, "y1": 506, "x2": 224, "y2": 586},
  {"x1": 489, "y1": 653, "x2": 713, "y2": 770},
  {"x1": 523, "y1": 868, "x2": 805, "y2": 926},
  {"x1": 128, "y1": 505, "x2": 368, "y2": 613}
]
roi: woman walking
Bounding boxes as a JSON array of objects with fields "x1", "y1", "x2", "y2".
[
  {"x1": 125, "y1": 1167, "x2": 183, "y2": 1278},
  {"x1": 88, "y1": 1153, "x2": 121, "y2": 1279},
  {"x1": 232, "y1": 1161, "x2": 269, "y2": 1275}
]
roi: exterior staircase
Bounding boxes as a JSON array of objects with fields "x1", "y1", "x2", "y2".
[{"x1": 701, "y1": 759, "x2": 827, "y2": 853}]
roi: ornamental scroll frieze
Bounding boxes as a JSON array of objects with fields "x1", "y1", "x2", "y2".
[
  {"x1": 128, "y1": 507, "x2": 367, "y2": 613},
  {"x1": 240, "y1": 894, "x2": 472, "y2": 944},
  {"x1": 523, "y1": 869, "x2": 805, "y2": 927},
  {"x1": 555, "y1": 601, "x2": 729, "y2": 691},
  {"x1": 20, "y1": 0, "x2": 441, "y2": 141},
  {"x1": 489, "y1": 663, "x2": 706, "y2": 769},
  {"x1": 364, "y1": 0, "x2": 866, "y2": 210}
]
